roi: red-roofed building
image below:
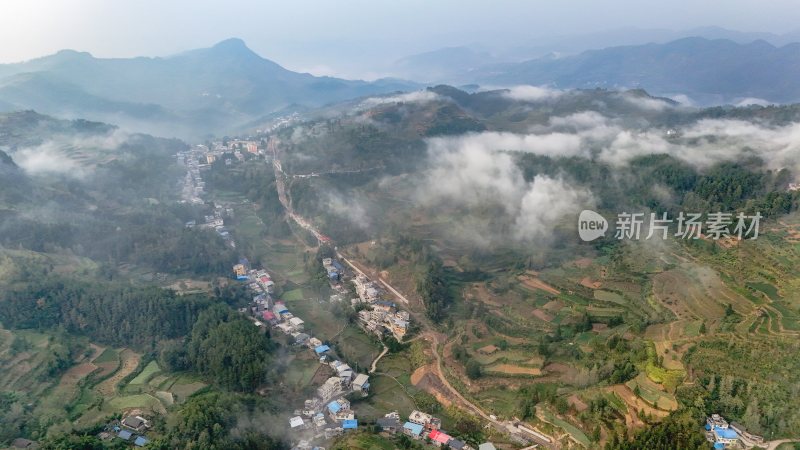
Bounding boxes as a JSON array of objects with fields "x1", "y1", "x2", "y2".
[
  {"x1": 429, "y1": 430, "x2": 452, "y2": 445},
  {"x1": 262, "y1": 311, "x2": 277, "y2": 324}
]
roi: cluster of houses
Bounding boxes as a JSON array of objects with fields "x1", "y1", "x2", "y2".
[
  {"x1": 357, "y1": 301, "x2": 410, "y2": 341},
  {"x1": 322, "y1": 258, "x2": 344, "y2": 282},
  {"x1": 372, "y1": 409, "x2": 476, "y2": 450},
  {"x1": 177, "y1": 146, "x2": 206, "y2": 205},
  {"x1": 289, "y1": 369, "x2": 370, "y2": 442},
  {"x1": 349, "y1": 273, "x2": 409, "y2": 340},
  {"x1": 186, "y1": 203, "x2": 235, "y2": 246},
  {"x1": 705, "y1": 414, "x2": 764, "y2": 449},
  {"x1": 95, "y1": 414, "x2": 151, "y2": 447},
  {"x1": 228, "y1": 260, "x2": 375, "y2": 449}
]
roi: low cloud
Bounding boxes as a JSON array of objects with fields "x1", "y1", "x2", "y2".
[
  {"x1": 13, "y1": 144, "x2": 86, "y2": 177},
  {"x1": 10, "y1": 129, "x2": 129, "y2": 178},
  {"x1": 359, "y1": 90, "x2": 441, "y2": 108},
  {"x1": 735, "y1": 97, "x2": 772, "y2": 107},
  {"x1": 501, "y1": 85, "x2": 563, "y2": 102},
  {"x1": 426, "y1": 131, "x2": 585, "y2": 159},
  {"x1": 617, "y1": 93, "x2": 674, "y2": 111},
  {"x1": 419, "y1": 135, "x2": 593, "y2": 245},
  {"x1": 323, "y1": 191, "x2": 372, "y2": 230}
]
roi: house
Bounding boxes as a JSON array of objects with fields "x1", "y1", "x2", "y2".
[
  {"x1": 391, "y1": 318, "x2": 408, "y2": 339},
  {"x1": 117, "y1": 430, "x2": 133, "y2": 441},
  {"x1": 332, "y1": 361, "x2": 354, "y2": 382},
  {"x1": 289, "y1": 416, "x2": 305, "y2": 429},
  {"x1": 314, "y1": 344, "x2": 331, "y2": 355},
  {"x1": 731, "y1": 422, "x2": 764, "y2": 444},
  {"x1": 342, "y1": 419, "x2": 358, "y2": 431},
  {"x1": 449, "y1": 439, "x2": 467, "y2": 450},
  {"x1": 478, "y1": 444, "x2": 497, "y2": 450},
  {"x1": 706, "y1": 414, "x2": 738, "y2": 447},
  {"x1": 409, "y1": 410, "x2": 441, "y2": 430},
  {"x1": 313, "y1": 413, "x2": 327, "y2": 428},
  {"x1": 477, "y1": 344, "x2": 499, "y2": 355},
  {"x1": 262, "y1": 311, "x2": 278, "y2": 325},
  {"x1": 294, "y1": 333, "x2": 310, "y2": 345},
  {"x1": 134, "y1": 436, "x2": 149, "y2": 447},
  {"x1": 429, "y1": 429, "x2": 453, "y2": 446},
  {"x1": 233, "y1": 264, "x2": 248, "y2": 279},
  {"x1": 276, "y1": 322, "x2": 293, "y2": 334},
  {"x1": 10, "y1": 438, "x2": 38, "y2": 449},
  {"x1": 409, "y1": 410, "x2": 432, "y2": 426},
  {"x1": 403, "y1": 422, "x2": 424, "y2": 439},
  {"x1": 317, "y1": 377, "x2": 342, "y2": 403},
  {"x1": 273, "y1": 303, "x2": 289, "y2": 316},
  {"x1": 308, "y1": 337, "x2": 323, "y2": 349},
  {"x1": 289, "y1": 317, "x2": 305, "y2": 331},
  {"x1": 352, "y1": 374, "x2": 370, "y2": 394},
  {"x1": 376, "y1": 417, "x2": 399, "y2": 434},
  {"x1": 327, "y1": 398, "x2": 351, "y2": 421}
]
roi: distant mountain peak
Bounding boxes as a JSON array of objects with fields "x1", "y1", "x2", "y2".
[{"x1": 212, "y1": 37, "x2": 249, "y2": 50}]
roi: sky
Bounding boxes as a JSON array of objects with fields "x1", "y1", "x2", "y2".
[{"x1": 2, "y1": 0, "x2": 800, "y2": 78}]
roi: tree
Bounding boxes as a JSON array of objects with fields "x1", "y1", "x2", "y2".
[{"x1": 465, "y1": 359, "x2": 482, "y2": 379}]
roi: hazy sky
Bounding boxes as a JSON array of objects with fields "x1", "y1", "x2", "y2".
[{"x1": 2, "y1": 0, "x2": 800, "y2": 78}]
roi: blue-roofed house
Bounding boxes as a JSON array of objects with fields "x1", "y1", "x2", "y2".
[
  {"x1": 327, "y1": 400, "x2": 342, "y2": 414},
  {"x1": 315, "y1": 345, "x2": 331, "y2": 354},
  {"x1": 403, "y1": 422, "x2": 424, "y2": 439},
  {"x1": 713, "y1": 443, "x2": 725, "y2": 449},
  {"x1": 134, "y1": 436, "x2": 149, "y2": 447},
  {"x1": 342, "y1": 419, "x2": 358, "y2": 430},
  {"x1": 714, "y1": 427, "x2": 738, "y2": 444},
  {"x1": 117, "y1": 430, "x2": 133, "y2": 441}
]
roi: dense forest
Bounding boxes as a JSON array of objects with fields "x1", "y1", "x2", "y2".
[
  {"x1": 604, "y1": 410, "x2": 709, "y2": 450},
  {"x1": 0, "y1": 277, "x2": 212, "y2": 350}
]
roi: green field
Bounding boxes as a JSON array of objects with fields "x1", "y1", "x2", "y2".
[
  {"x1": 129, "y1": 360, "x2": 161, "y2": 385},
  {"x1": 333, "y1": 327, "x2": 382, "y2": 371},
  {"x1": 92, "y1": 348, "x2": 119, "y2": 364},
  {"x1": 352, "y1": 374, "x2": 417, "y2": 421},
  {"x1": 539, "y1": 408, "x2": 591, "y2": 447},
  {"x1": 330, "y1": 432, "x2": 399, "y2": 450}
]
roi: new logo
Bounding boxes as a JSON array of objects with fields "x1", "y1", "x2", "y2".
[{"x1": 578, "y1": 210, "x2": 608, "y2": 242}]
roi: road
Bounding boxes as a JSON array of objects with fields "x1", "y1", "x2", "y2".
[
  {"x1": 369, "y1": 345, "x2": 389, "y2": 374},
  {"x1": 767, "y1": 439, "x2": 800, "y2": 450}
]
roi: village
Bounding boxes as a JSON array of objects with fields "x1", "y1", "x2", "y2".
[{"x1": 171, "y1": 139, "x2": 511, "y2": 450}]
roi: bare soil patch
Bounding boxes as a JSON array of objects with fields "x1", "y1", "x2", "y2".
[
  {"x1": 518, "y1": 275, "x2": 560, "y2": 295},
  {"x1": 568, "y1": 394, "x2": 589, "y2": 412},
  {"x1": 487, "y1": 364, "x2": 542, "y2": 376},
  {"x1": 532, "y1": 309, "x2": 554, "y2": 322},
  {"x1": 580, "y1": 277, "x2": 603, "y2": 289},
  {"x1": 96, "y1": 349, "x2": 140, "y2": 396},
  {"x1": 572, "y1": 258, "x2": 593, "y2": 269}
]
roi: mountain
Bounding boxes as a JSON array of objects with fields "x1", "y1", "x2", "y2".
[
  {"x1": 501, "y1": 26, "x2": 800, "y2": 61},
  {"x1": 0, "y1": 38, "x2": 418, "y2": 137},
  {"x1": 476, "y1": 37, "x2": 800, "y2": 104},
  {"x1": 390, "y1": 46, "x2": 501, "y2": 83}
]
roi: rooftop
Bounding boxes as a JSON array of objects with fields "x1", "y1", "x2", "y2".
[
  {"x1": 429, "y1": 429, "x2": 452, "y2": 444},
  {"x1": 117, "y1": 430, "x2": 132, "y2": 440},
  {"x1": 403, "y1": 422, "x2": 424, "y2": 436}
]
